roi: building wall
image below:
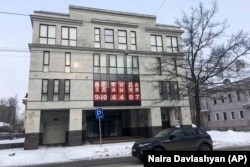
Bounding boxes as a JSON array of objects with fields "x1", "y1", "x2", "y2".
[
  {"x1": 201, "y1": 87, "x2": 250, "y2": 131},
  {"x1": 25, "y1": 6, "x2": 192, "y2": 149}
]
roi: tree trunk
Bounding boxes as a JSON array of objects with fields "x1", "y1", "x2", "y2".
[{"x1": 194, "y1": 87, "x2": 201, "y2": 127}]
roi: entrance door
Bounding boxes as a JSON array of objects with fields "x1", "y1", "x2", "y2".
[
  {"x1": 43, "y1": 121, "x2": 65, "y2": 144},
  {"x1": 101, "y1": 120, "x2": 110, "y2": 137}
]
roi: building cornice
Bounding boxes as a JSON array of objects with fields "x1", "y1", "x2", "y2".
[
  {"x1": 69, "y1": 5, "x2": 156, "y2": 20},
  {"x1": 30, "y1": 15, "x2": 83, "y2": 26},
  {"x1": 145, "y1": 27, "x2": 184, "y2": 34},
  {"x1": 91, "y1": 19, "x2": 138, "y2": 28},
  {"x1": 29, "y1": 43, "x2": 184, "y2": 57}
]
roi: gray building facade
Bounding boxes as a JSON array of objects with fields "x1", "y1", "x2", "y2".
[
  {"x1": 200, "y1": 78, "x2": 250, "y2": 131},
  {"x1": 25, "y1": 5, "x2": 192, "y2": 150}
]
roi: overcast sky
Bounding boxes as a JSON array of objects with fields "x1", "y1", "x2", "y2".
[{"x1": 0, "y1": 0, "x2": 250, "y2": 114}]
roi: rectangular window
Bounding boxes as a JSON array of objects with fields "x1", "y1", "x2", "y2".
[
  {"x1": 39, "y1": 25, "x2": 56, "y2": 45},
  {"x1": 231, "y1": 112, "x2": 235, "y2": 120},
  {"x1": 156, "y1": 57, "x2": 162, "y2": 75},
  {"x1": 215, "y1": 113, "x2": 220, "y2": 121},
  {"x1": 64, "y1": 80, "x2": 70, "y2": 101},
  {"x1": 159, "y1": 81, "x2": 179, "y2": 100},
  {"x1": 223, "y1": 112, "x2": 227, "y2": 120},
  {"x1": 228, "y1": 94, "x2": 232, "y2": 103},
  {"x1": 131, "y1": 31, "x2": 137, "y2": 50},
  {"x1": 239, "y1": 111, "x2": 244, "y2": 119},
  {"x1": 213, "y1": 98, "x2": 217, "y2": 105},
  {"x1": 166, "y1": 36, "x2": 178, "y2": 53},
  {"x1": 94, "y1": 28, "x2": 101, "y2": 48},
  {"x1": 109, "y1": 55, "x2": 117, "y2": 74},
  {"x1": 62, "y1": 27, "x2": 77, "y2": 46},
  {"x1": 126, "y1": 56, "x2": 139, "y2": 74},
  {"x1": 221, "y1": 96, "x2": 224, "y2": 103},
  {"x1": 151, "y1": 35, "x2": 163, "y2": 52},
  {"x1": 42, "y1": 79, "x2": 48, "y2": 101},
  {"x1": 117, "y1": 55, "x2": 125, "y2": 74},
  {"x1": 105, "y1": 29, "x2": 114, "y2": 49},
  {"x1": 236, "y1": 91, "x2": 241, "y2": 101},
  {"x1": 53, "y1": 80, "x2": 59, "y2": 101},
  {"x1": 171, "y1": 58, "x2": 177, "y2": 75},
  {"x1": 65, "y1": 53, "x2": 71, "y2": 73},
  {"x1": 207, "y1": 114, "x2": 211, "y2": 122},
  {"x1": 118, "y1": 30, "x2": 127, "y2": 50},
  {"x1": 43, "y1": 51, "x2": 50, "y2": 72},
  {"x1": 93, "y1": 54, "x2": 100, "y2": 73}
]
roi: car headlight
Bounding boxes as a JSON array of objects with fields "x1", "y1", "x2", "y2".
[{"x1": 139, "y1": 143, "x2": 151, "y2": 147}]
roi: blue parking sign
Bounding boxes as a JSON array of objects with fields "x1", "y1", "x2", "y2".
[{"x1": 95, "y1": 108, "x2": 104, "y2": 119}]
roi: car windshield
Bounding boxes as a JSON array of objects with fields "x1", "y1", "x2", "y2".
[{"x1": 154, "y1": 129, "x2": 173, "y2": 138}]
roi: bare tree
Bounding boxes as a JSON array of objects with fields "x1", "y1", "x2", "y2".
[
  {"x1": 156, "y1": 1, "x2": 250, "y2": 127},
  {"x1": 0, "y1": 95, "x2": 19, "y2": 131}
]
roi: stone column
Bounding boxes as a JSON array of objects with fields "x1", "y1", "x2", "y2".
[
  {"x1": 147, "y1": 107, "x2": 162, "y2": 137},
  {"x1": 24, "y1": 110, "x2": 41, "y2": 150},
  {"x1": 180, "y1": 106, "x2": 192, "y2": 126},
  {"x1": 169, "y1": 108, "x2": 177, "y2": 127},
  {"x1": 68, "y1": 109, "x2": 82, "y2": 146}
]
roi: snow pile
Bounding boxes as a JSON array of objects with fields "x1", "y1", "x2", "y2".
[
  {"x1": 0, "y1": 130, "x2": 250, "y2": 166},
  {"x1": 208, "y1": 130, "x2": 250, "y2": 147}
]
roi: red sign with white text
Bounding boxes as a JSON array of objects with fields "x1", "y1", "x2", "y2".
[{"x1": 94, "y1": 81, "x2": 140, "y2": 101}]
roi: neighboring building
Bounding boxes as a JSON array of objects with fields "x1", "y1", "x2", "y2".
[
  {"x1": 25, "y1": 5, "x2": 192, "y2": 150},
  {"x1": 200, "y1": 77, "x2": 250, "y2": 131}
]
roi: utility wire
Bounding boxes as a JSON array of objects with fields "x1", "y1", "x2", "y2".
[
  {"x1": 0, "y1": 11, "x2": 30, "y2": 16},
  {"x1": 154, "y1": 0, "x2": 167, "y2": 15}
]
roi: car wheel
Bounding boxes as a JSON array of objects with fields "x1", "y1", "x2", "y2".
[
  {"x1": 199, "y1": 144, "x2": 212, "y2": 151},
  {"x1": 153, "y1": 147, "x2": 164, "y2": 151}
]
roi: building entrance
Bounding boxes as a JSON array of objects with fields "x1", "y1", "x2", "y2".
[{"x1": 86, "y1": 110, "x2": 123, "y2": 138}]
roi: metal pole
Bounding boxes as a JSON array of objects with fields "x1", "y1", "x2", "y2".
[{"x1": 99, "y1": 118, "x2": 102, "y2": 147}]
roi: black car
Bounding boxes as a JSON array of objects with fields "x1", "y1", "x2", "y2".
[{"x1": 132, "y1": 127, "x2": 213, "y2": 161}]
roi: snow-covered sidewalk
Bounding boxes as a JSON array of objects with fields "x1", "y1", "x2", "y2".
[{"x1": 0, "y1": 130, "x2": 250, "y2": 167}]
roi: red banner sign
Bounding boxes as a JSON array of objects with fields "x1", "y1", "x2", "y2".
[{"x1": 94, "y1": 81, "x2": 140, "y2": 101}]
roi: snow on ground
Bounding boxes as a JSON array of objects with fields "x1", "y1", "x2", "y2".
[{"x1": 0, "y1": 130, "x2": 250, "y2": 167}]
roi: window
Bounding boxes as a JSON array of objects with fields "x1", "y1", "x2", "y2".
[
  {"x1": 127, "y1": 56, "x2": 139, "y2": 74},
  {"x1": 109, "y1": 55, "x2": 117, "y2": 74},
  {"x1": 159, "y1": 81, "x2": 179, "y2": 100},
  {"x1": 94, "y1": 28, "x2": 101, "y2": 48},
  {"x1": 62, "y1": 27, "x2": 77, "y2": 46},
  {"x1": 131, "y1": 31, "x2": 137, "y2": 50},
  {"x1": 64, "y1": 80, "x2": 70, "y2": 101},
  {"x1": 221, "y1": 96, "x2": 224, "y2": 103},
  {"x1": 43, "y1": 51, "x2": 50, "y2": 72},
  {"x1": 228, "y1": 94, "x2": 232, "y2": 103},
  {"x1": 231, "y1": 112, "x2": 235, "y2": 120},
  {"x1": 215, "y1": 113, "x2": 220, "y2": 121},
  {"x1": 207, "y1": 114, "x2": 211, "y2": 122},
  {"x1": 151, "y1": 35, "x2": 163, "y2": 52},
  {"x1": 236, "y1": 91, "x2": 241, "y2": 101},
  {"x1": 213, "y1": 98, "x2": 217, "y2": 105},
  {"x1": 65, "y1": 53, "x2": 71, "y2": 73},
  {"x1": 39, "y1": 25, "x2": 56, "y2": 45},
  {"x1": 223, "y1": 112, "x2": 227, "y2": 120},
  {"x1": 42, "y1": 79, "x2": 48, "y2": 101},
  {"x1": 156, "y1": 57, "x2": 162, "y2": 75},
  {"x1": 53, "y1": 80, "x2": 59, "y2": 101},
  {"x1": 105, "y1": 29, "x2": 114, "y2": 49},
  {"x1": 204, "y1": 98, "x2": 208, "y2": 109},
  {"x1": 166, "y1": 36, "x2": 178, "y2": 53},
  {"x1": 171, "y1": 58, "x2": 177, "y2": 75},
  {"x1": 239, "y1": 111, "x2": 244, "y2": 119},
  {"x1": 118, "y1": 30, "x2": 127, "y2": 50}
]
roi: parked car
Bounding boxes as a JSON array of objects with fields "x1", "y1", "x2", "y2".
[{"x1": 132, "y1": 127, "x2": 213, "y2": 161}]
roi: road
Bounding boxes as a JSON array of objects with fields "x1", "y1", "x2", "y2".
[
  {"x1": 21, "y1": 156, "x2": 143, "y2": 167},
  {"x1": 21, "y1": 145, "x2": 250, "y2": 167}
]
